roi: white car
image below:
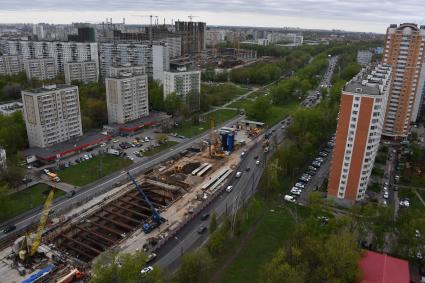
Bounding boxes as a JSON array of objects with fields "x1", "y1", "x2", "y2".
[
  {"x1": 141, "y1": 266, "x2": 154, "y2": 276},
  {"x1": 235, "y1": 172, "x2": 242, "y2": 178},
  {"x1": 284, "y1": 195, "x2": 296, "y2": 203},
  {"x1": 400, "y1": 200, "x2": 410, "y2": 208},
  {"x1": 255, "y1": 160, "x2": 260, "y2": 165},
  {"x1": 100, "y1": 143, "x2": 107, "y2": 147},
  {"x1": 226, "y1": 186, "x2": 233, "y2": 193},
  {"x1": 84, "y1": 154, "x2": 90, "y2": 160},
  {"x1": 383, "y1": 191, "x2": 389, "y2": 199},
  {"x1": 290, "y1": 187, "x2": 302, "y2": 195},
  {"x1": 295, "y1": 182, "x2": 305, "y2": 189}
]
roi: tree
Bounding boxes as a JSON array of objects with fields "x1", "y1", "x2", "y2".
[
  {"x1": 246, "y1": 96, "x2": 270, "y2": 122},
  {"x1": 157, "y1": 134, "x2": 169, "y2": 144},
  {"x1": 149, "y1": 80, "x2": 164, "y2": 110},
  {"x1": 164, "y1": 92, "x2": 182, "y2": 116},
  {"x1": 174, "y1": 248, "x2": 213, "y2": 283},
  {"x1": 90, "y1": 250, "x2": 164, "y2": 283},
  {"x1": 259, "y1": 248, "x2": 306, "y2": 283}
]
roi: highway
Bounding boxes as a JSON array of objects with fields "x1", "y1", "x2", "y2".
[
  {"x1": 152, "y1": 56, "x2": 338, "y2": 272},
  {"x1": 154, "y1": 116, "x2": 291, "y2": 272},
  {"x1": 0, "y1": 115, "x2": 245, "y2": 240}
]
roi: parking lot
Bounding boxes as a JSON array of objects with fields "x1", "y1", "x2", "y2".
[{"x1": 24, "y1": 126, "x2": 185, "y2": 187}]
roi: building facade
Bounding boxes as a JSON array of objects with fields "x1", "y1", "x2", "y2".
[
  {"x1": 22, "y1": 84, "x2": 83, "y2": 148},
  {"x1": 357, "y1": 50, "x2": 373, "y2": 66},
  {"x1": 24, "y1": 57, "x2": 56, "y2": 81},
  {"x1": 175, "y1": 21, "x2": 206, "y2": 55},
  {"x1": 99, "y1": 42, "x2": 169, "y2": 81},
  {"x1": 328, "y1": 64, "x2": 392, "y2": 203},
  {"x1": 105, "y1": 65, "x2": 149, "y2": 124},
  {"x1": 0, "y1": 55, "x2": 24, "y2": 75},
  {"x1": 382, "y1": 23, "x2": 425, "y2": 138},
  {"x1": 64, "y1": 61, "x2": 99, "y2": 84},
  {"x1": 0, "y1": 40, "x2": 99, "y2": 74},
  {"x1": 163, "y1": 69, "x2": 201, "y2": 112}
]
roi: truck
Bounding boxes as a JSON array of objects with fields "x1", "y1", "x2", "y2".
[
  {"x1": 47, "y1": 172, "x2": 61, "y2": 183},
  {"x1": 107, "y1": 148, "x2": 120, "y2": 156}
]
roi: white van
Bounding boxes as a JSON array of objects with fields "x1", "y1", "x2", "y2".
[{"x1": 284, "y1": 195, "x2": 296, "y2": 203}]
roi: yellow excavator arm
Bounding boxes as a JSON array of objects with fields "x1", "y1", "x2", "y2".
[{"x1": 30, "y1": 188, "x2": 55, "y2": 256}]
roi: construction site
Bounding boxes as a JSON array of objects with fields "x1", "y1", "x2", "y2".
[{"x1": 0, "y1": 121, "x2": 266, "y2": 283}]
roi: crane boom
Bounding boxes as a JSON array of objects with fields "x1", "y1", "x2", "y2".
[
  {"x1": 127, "y1": 172, "x2": 163, "y2": 225},
  {"x1": 30, "y1": 188, "x2": 55, "y2": 256}
]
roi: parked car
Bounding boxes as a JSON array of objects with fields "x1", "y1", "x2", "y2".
[
  {"x1": 295, "y1": 182, "x2": 305, "y2": 189},
  {"x1": 290, "y1": 187, "x2": 302, "y2": 195},
  {"x1": 141, "y1": 266, "x2": 154, "y2": 277},
  {"x1": 225, "y1": 186, "x2": 233, "y2": 193},
  {"x1": 235, "y1": 172, "x2": 242, "y2": 178},
  {"x1": 255, "y1": 160, "x2": 260, "y2": 165},
  {"x1": 383, "y1": 191, "x2": 389, "y2": 199},
  {"x1": 284, "y1": 195, "x2": 296, "y2": 203}
]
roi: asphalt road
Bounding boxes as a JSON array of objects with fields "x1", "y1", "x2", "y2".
[
  {"x1": 0, "y1": 115, "x2": 245, "y2": 240},
  {"x1": 154, "y1": 117, "x2": 292, "y2": 272},
  {"x1": 151, "y1": 56, "x2": 339, "y2": 272}
]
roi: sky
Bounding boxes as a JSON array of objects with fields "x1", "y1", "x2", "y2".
[{"x1": 0, "y1": 0, "x2": 423, "y2": 33}]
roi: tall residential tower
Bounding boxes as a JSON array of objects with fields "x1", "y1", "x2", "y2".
[
  {"x1": 328, "y1": 64, "x2": 392, "y2": 203},
  {"x1": 382, "y1": 23, "x2": 425, "y2": 138}
]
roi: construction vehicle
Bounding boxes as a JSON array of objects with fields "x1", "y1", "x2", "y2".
[
  {"x1": 15, "y1": 188, "x2": 55, "y2": 263},
  {"x1": 56, "y1": 268, "x2": 85, "y2": 283},
  {"x1": 209, "y1": 118, "x2": 225, "y2": 158},
  {"x1": 127, "y1": 172, "x2": 165, "y2": 233},
  {"x1": 47, "y1": 172, "x2": 60, "y2": 183}
]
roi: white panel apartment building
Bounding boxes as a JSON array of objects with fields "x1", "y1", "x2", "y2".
[
  {"x1": 22, "y1": 84, "x2": 83, "y2": 148},
  {"x1": 357, "y1": 50, "x2": 373, "y2": 66},
  {"x1": 105, "y1": 65, "x2": 149, "y2": 124},
  {"x1": 99, "y1": 42, "x2": 169, "y2": 81},
  {"x1": 164, "y1": 68, "x2": 201, "y2": 112},
  {"x1": 0, "y1": 40, "x2": 99, "y2": 74},
  {"x1": 64, "y1": 61, "x2": 99, "y2": 84},
  {"x1": 24, "y1": 58, "x2": 57, "y2": 81},
  {"x1": 328, "y1": 64, "x2": 392, "y2": 203},
  {"x1": 0, "y1": 55, "x2": 24, "y2": 75}
]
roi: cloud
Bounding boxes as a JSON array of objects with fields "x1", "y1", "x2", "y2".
[{"x1": 0, "y1": 0, "x2": 422, "y2": 32}]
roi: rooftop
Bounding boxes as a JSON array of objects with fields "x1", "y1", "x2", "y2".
[
  {"x1": 23, "y1": 84, "x2": 77, "y2": 94},
  {"x1": 25, "y1": 131, "x2": 111, "y2": 162},
  {"x1": 344, "y1": 64, "x2": 391, "y2": 96},
  {"x1": 359, "y1": 250, "x2": 409, "y2": 283}
]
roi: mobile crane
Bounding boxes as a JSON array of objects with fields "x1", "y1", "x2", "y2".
[
  {"x1": 127, "y1": 172, "x2": 165, "y2": 233},
  {"x1": 15, "y1": 188, "x2": 55, "y2": 263}
]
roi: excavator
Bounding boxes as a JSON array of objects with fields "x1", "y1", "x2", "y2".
[{"x1": 14, "y1": 187, "x2": 55, "y2": 264}]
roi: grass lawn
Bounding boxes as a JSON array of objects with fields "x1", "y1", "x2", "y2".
[
  {"x1": 143, "y1": 141, "x2": 179, "y2": 157},
  {"x1": 0, "y1": 183, "x2": 65, "y2": 223},
  {"x1": 219, "y1": 200, "x2": 308, "y2": 283},
  {"x1": 57, "y1": 154, "x2": 132, "y2": 186},
  {"x1": 227, "y1": 98, "x2": 252, "y2": 109},
  {"x1": 176, "y1": 109, "x2": 239, "y2": 138},
  {"x1": 262, "y1": 102, "x2": 300, "y2": 126},
  {"x1": 247, "y1": 91, "x2": 266, "y2": 99}
]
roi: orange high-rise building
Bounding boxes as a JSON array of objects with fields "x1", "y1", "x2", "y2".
[
  {"x1": 328, "y1": 64, "x2": 391, "y2": 203},
  {"x1": 382, "y1": 23, "x2": 425, "y2": 138}
]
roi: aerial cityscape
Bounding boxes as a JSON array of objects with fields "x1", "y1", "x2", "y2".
[{"x1": 0, "y1": 1, "x2": 424, "y2": 283}]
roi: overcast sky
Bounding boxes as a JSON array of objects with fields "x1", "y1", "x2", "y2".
[{"x1": 0, "y1": 0, "x2": 423, "y2": 33}]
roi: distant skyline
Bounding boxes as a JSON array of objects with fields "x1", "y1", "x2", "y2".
[{"x1": 0, "y1": 0, "x2": 423, "y2": 33}]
